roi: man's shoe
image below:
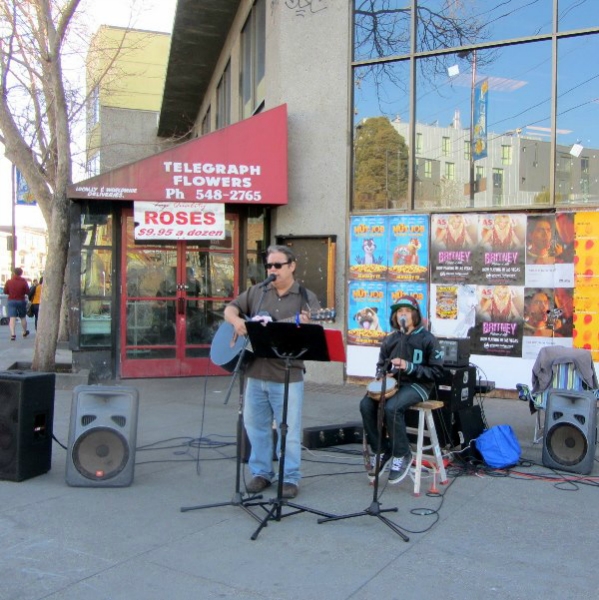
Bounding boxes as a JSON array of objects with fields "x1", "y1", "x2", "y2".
[
  {"x1": 388, "y1": 452, "x2": 412, "y2": 485},
  {"x1": 281, "y1": 483, "x2": 299, "y2": 499},
  {"x1": 367, "y1": 451, "x2": 391, "y2": 481},
  {"x1": 246, "y1": 476, "x2": 271, "y2": 494},
  {"x1": 23, "y1": 330, "x2": 30, "y2": 337}
]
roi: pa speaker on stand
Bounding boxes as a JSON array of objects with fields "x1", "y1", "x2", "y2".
[
  {"x1": 0, "y1": 371, "x2": 55, "y2": 482},
  {"x1": 542, "y1": 389, "x2": 597, "y2": 475},
  {"x1": 66, "y1": 385, "x2": 139, "y2": 487}
]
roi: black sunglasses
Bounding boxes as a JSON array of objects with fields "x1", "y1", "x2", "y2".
[{"x1": 265, "y1": 261, "x2": 290, "y2": 269}]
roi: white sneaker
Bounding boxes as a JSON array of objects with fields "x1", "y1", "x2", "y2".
[
  {"x1": 388, "y1": 452, "x2": 412, "y2": 485},
  {"x1": 367, "y1": 452, "x2": 391, "y2": 480}
]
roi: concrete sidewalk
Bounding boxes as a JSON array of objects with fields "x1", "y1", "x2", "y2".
[{"x1": 1, "y1": 328, "x2": 599, "y2": 600}]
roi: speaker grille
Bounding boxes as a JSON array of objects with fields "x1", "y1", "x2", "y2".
[
  {"x1": 545, "y1": 422, "x2": 588, "y2": 467},
  {"x1": 72, "y1": 426, "x2": 130, "y2": 481},
  {"x1": 0, "y1": 418, "x2": 16, "y2": 469},
  {"x1": 111, "y1": 415, "x2": 127, "y2": 427}
]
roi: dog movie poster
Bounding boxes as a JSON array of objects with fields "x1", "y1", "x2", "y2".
[
  {"x1": 387, "y1": 215, "x2": 429, "y2": 283},
  {"x1": 349, "y1": 216, "x2": 388, "y2": 280},
  {"x1": 347, "y1": 281, "x2": 387, "y2": 346}
]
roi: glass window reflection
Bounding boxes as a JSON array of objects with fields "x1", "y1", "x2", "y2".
[
  {"x1": 558, "y1": 0, "x2": 599, "y2": 32},
  {"x1": 416, "y1": 0, "x2": 552, "y2": 48},
  {"x1": 414, "y1": 42, "x2": 552, "y2": 209},
  {"x1": 354, "y1": 0, "x2": 411, "y2": 61},
  {"x1": 556, "y1": 35, "x2": 599, "y2": 204}
]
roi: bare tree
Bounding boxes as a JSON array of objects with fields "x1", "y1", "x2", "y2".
[
  {"x1": 0, "y1": 0, "x2": 84, "y2": 371},
  {"x1": 0, "y1": 0, "x2": 167, "y2": 372}
]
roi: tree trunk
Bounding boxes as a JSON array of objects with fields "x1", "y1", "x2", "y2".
[
  {"x1": 31, "y1": 192, "x2": 70, "y2": 372},
  {"x1": 58, "y1": 268, "x2": 70, "y2": 342}
]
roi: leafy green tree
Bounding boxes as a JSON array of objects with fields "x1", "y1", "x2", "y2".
[{"x1": 353, "y1": 116, "x2": 408, "y2": 209}]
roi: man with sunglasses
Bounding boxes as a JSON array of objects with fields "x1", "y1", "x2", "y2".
[{"x1": 224, "y1": 245, "x2": 321, "y2": 499}]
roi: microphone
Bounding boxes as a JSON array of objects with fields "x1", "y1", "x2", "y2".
[
  {"x1": 259, "y1": 274, "x2": 277, "y2": 288},
  {"x1": 399, "y1": 316, "x2": 407, "y2": 332}
]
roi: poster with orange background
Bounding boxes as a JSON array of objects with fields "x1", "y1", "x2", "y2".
[{"x1": 573, "y1": 212, "x2": 599, "y2": 360}]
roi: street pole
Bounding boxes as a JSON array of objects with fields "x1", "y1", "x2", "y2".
[
  {"x1": 11, "y1": 164, "x2": 16, "y2": 273},
  {"x1": 469, "y1": 50, "x2": 477, "y2": 208}
]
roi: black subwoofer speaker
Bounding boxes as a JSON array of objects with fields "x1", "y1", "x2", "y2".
[
  {"x1": 0, "y1": 371, "x2": 55, "y2": 482},
  {"x1": 66, "y1": 385, "x2": 139, "y2": 487},
  {"x1": 542, "y1": 389, "x2": 597, "y2": 475}
]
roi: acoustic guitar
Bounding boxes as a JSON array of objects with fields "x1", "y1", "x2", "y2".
[{"x1": 210, "y1": 309, "x2": 336, "y2": 372}]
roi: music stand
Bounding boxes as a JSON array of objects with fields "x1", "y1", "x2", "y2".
[
  {"x1": 243, "y1": 321, "x2": 341, "y2": 540},
  {"x1": 317, "y1": 367, "x2": 409, "y2": 541}
]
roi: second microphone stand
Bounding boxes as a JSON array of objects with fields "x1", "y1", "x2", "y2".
[{"x1": 318, "y1": 360, "x2": 409, "y2": 541}]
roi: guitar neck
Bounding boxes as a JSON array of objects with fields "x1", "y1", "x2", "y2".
[{"x1": 278, "y1": 308, "x2": 336, "y2": 324}]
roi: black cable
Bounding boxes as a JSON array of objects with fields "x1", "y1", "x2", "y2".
[{"x1": 52, "y1": 433, "x2": 67, "y2": 450}]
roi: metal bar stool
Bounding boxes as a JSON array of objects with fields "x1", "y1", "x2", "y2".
[{"x1": 406, "y1": 400, "x2": 449, "y2": 496}]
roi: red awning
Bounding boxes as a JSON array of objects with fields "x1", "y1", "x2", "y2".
[{"x1": 69, "y1": 104, "x2": 288, "y2": 205}]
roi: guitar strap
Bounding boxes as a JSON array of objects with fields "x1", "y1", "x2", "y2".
[{"x1": 298, "y1": 284, "x2": 310, "y2": 311}]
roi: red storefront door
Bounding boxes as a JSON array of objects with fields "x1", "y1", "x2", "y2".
[{"x1": 120, "y1": 210, "x2": 238, "y2": 378}]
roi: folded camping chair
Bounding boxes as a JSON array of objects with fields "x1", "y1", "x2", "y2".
[{"x1": 517, "y1": 346, "x2": 599, "y2": 443}]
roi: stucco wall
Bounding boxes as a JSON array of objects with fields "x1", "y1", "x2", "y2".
[
  {"x1": 100, "y1": 107, "x2": 171, "y2": 172},
  {"x1": 267, "y1": 1, "x2": 351, "y2": 384}
]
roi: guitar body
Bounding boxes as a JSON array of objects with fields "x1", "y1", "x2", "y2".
[{"x1": 209, "y1": 322, "x2": 252, "y2": 372}]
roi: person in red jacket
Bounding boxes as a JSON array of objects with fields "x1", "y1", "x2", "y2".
[{"x1": 3, "y1": 267, "x2": 30, "y2": 341}]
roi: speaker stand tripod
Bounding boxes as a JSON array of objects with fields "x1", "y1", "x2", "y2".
[
  {"x1": 318, "y1": 369, "x2": 409, "y2": 541},
  {"x1": 244, "y1": 321, "x2": 340, "y2": 540}
]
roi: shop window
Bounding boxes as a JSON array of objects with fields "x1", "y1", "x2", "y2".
[
  {"x1": 216, "y1": 62, "x2": 231, "y2": 130},
  {"x1": 80, "y1": 210, "x2": 114, "y2": 347},
  {"x1": 240, "y1": 0, "x2": 265, "y2": 119}
]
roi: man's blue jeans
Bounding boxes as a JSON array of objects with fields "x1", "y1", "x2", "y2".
[{"x1": 244, "y1": 377, "x2": 304, "y2": 485}]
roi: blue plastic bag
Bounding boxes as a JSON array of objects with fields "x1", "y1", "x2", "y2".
[{"x1": 475, "y1": 425, "x2": 521, "y2": 469}]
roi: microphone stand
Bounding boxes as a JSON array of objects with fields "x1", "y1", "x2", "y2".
[
  {"x1": 181, "y1": 280, "x2": 274, "y2": 522},
  {"x1": 318, "y1": 356, "x2": 409, "y2": 541}
]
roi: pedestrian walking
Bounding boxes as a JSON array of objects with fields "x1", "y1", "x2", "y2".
[
  {"x1": 3, "y1": 267, "x2": 30, "y2": 341},
  {"x1": 28, "y1": 276, "x2": 43, "y2": 330}
]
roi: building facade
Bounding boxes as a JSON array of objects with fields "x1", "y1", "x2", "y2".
[
  {"x1": 86, "y1": 26, "x2": 172, "y2": 176},
  {"x1": 68, "y1": 1, "x2": 599, "y2": 391}
]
